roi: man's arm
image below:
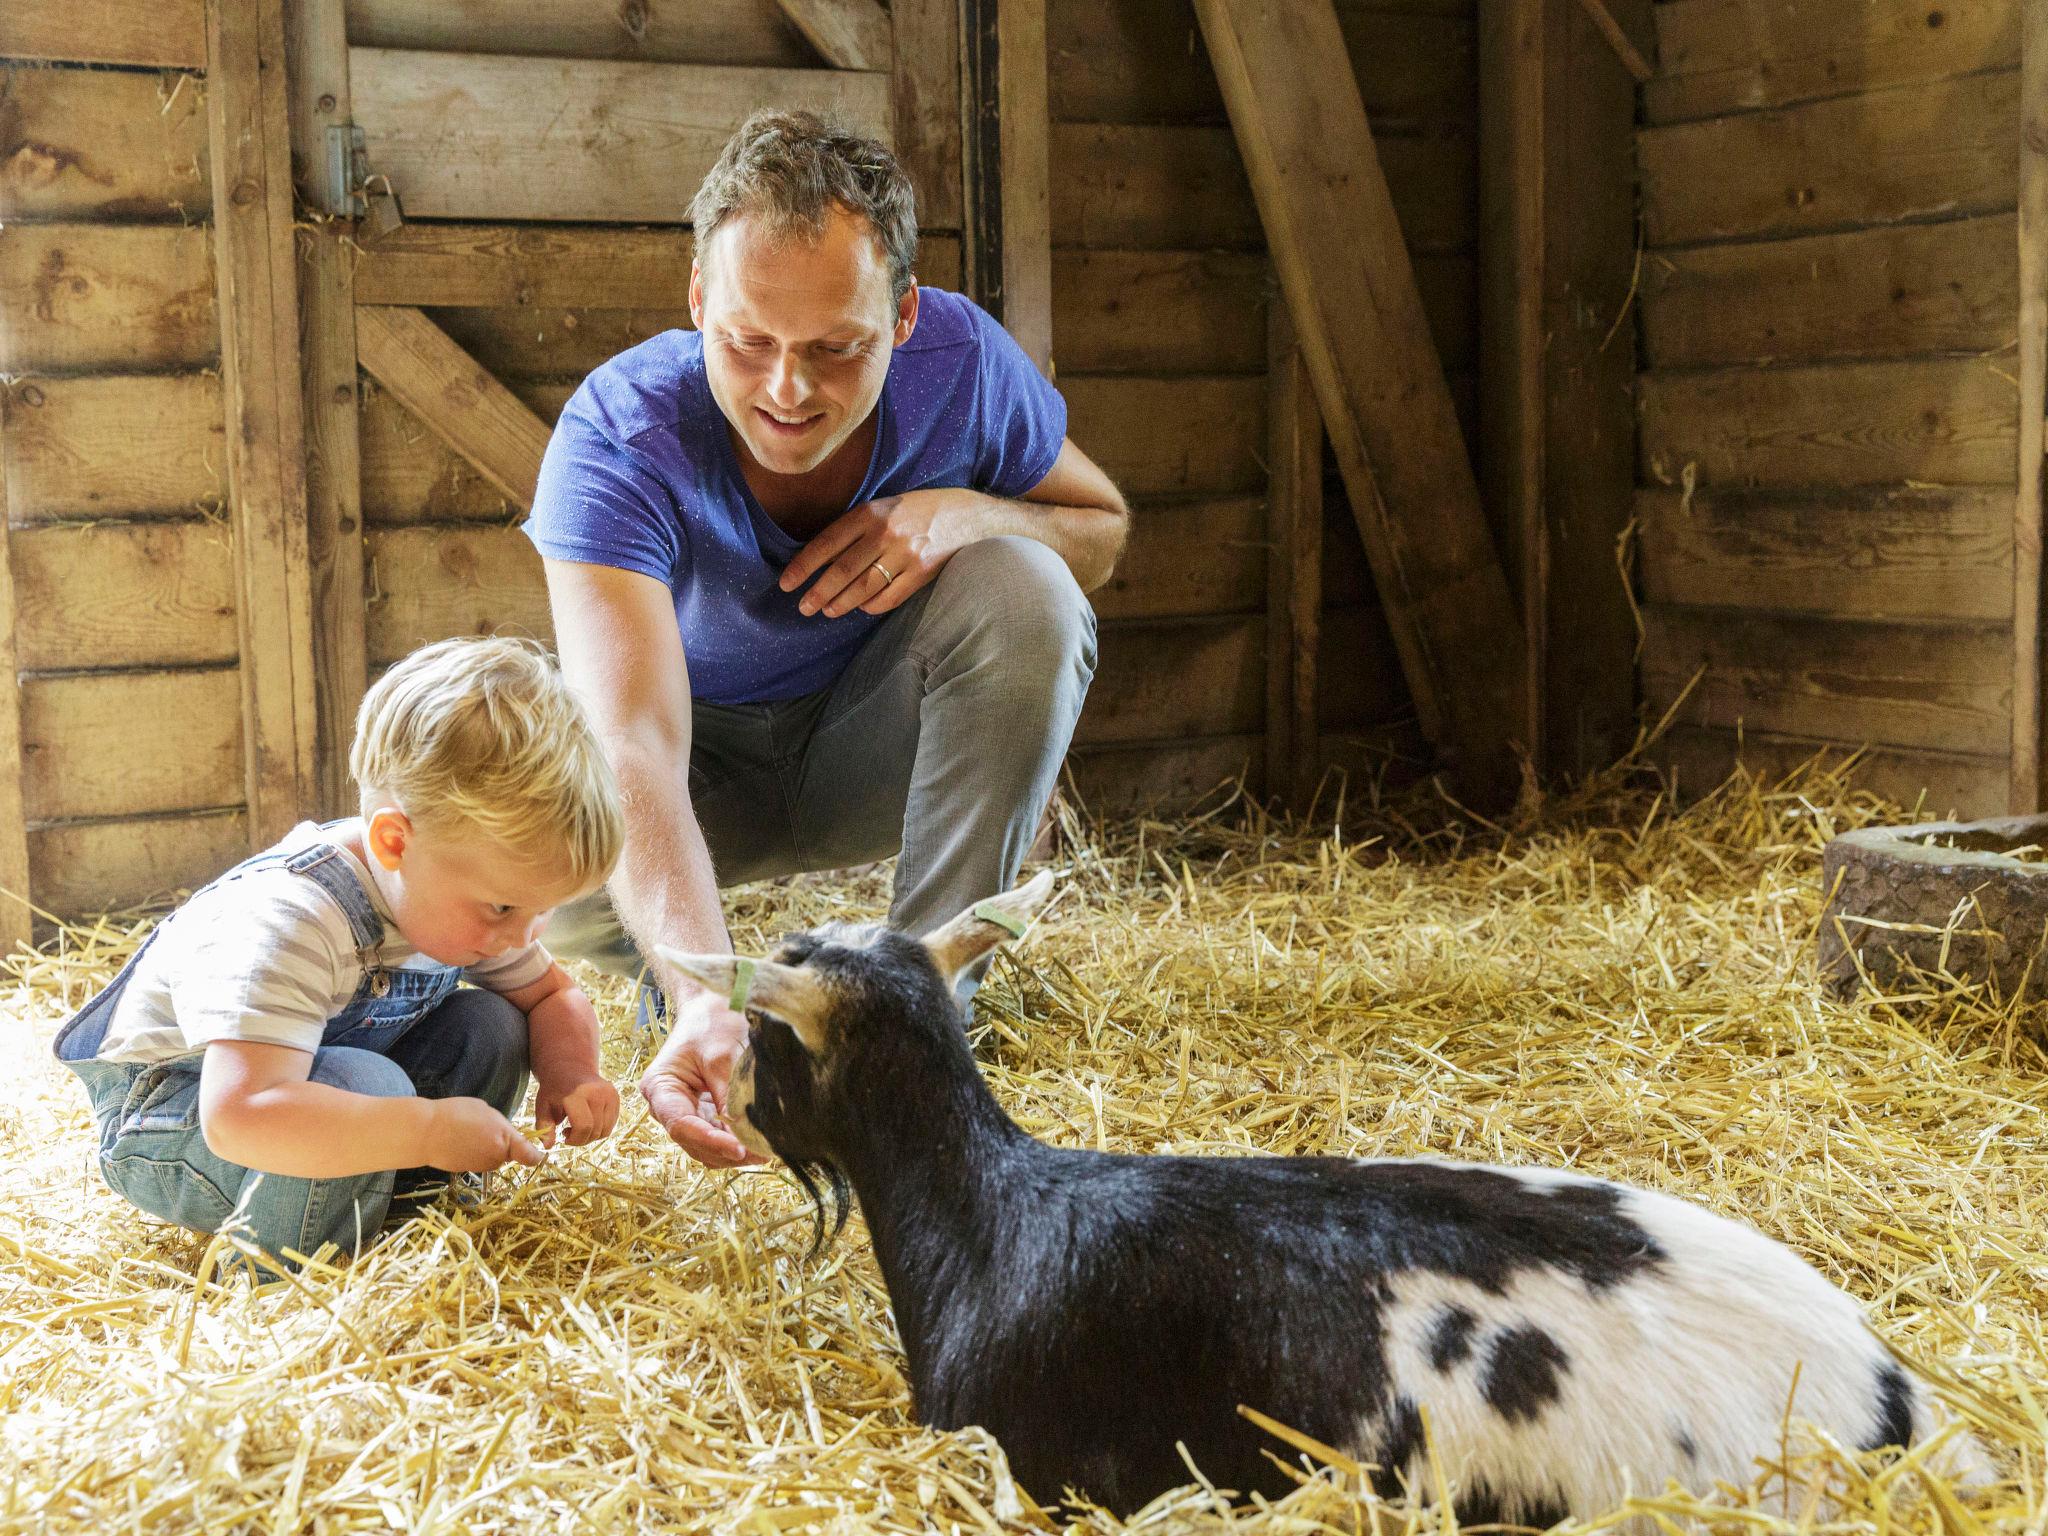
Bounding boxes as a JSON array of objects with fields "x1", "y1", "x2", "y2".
[
  {"x1": 540, "y1": 556, "x2": 760, "y2": 1167},
  {"x1": 781, "y1": 436, "x2": 1130, "y2": 617}
]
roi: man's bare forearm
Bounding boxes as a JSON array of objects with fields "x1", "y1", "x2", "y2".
[
  {"x1": 946, "y1": 491, "x2": 1129, "y2": 591},
  {"x1": 608, "y1": 740, "x2": 731, "y2": 996}
]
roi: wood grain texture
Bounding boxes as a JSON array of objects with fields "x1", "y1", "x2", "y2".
[
  {"x1": 0, "y1": 399, "x2": 27, "y2": 951},
  {"x1": 13, "y1": 521, "x2": 239, "y2": 670},
  {"x1": 0, "y1": 223, "x2": 217, "y2": 373},
  {"x1": 2, "y1": 375, "x2": 228, "y2": 521},
  {"x1": 1089, "y1": 496, "x2": 1267, "y2": 621},
  {"x1": 1655, "y1": 724, "x2": 2006, "y2": 820},
  {"x1": 1639, "y1": 357, "x2": 2019, "y2": 489},
  {"x1": 2017, "y1": 0, "x2": 2047, "y2": 808},
  {"x1": 891, "y1": 0, "x2": 963, "y2": 228},
  {"x1": 1, "y1": 64, "x2": 211, "y2": 222},
  {"x1": 998, "y1": 0, "x2": 1054, "y2": 375},
  {"x1": 350, "y1": 47, "x2": 891, "y2": 223},
  {"x1": 364, "y1": 524, "x2": 552, "y2": 666},
  {"x1": 1647, "y1": 0, "x2": 2018, "y2": 124},
  {"x1": 1641, "y1": 214, "x2": 2018, "y2": 369},
  {"x1": 358, "y1": 380, "x2": 573, "y2": 525},
  {"x1": 344, "y1": 0, "x2": 812, "y2": 66},
  {"x1": 1077, "y1": 617, "x2": 1264, "y2": 744},
  {"x1": 774, "y1": 0, "x2": 892, "y2": 70},
  {"x1": 1065, "y1": 734, "x2": 1259, "y2": 814},
  {"x1": 356, "y1": 306, "x2": 554, "y2": 511},
  {"x1": 1062, "y1": 374, "x2": 1266, "y2": 498},
  {"x1": 21, "y1": 669, "x2": 246, "y2": 821},
  {"x1": 1641, "y1": 606, "x2": 2009, "y2": 756},
  {"x1": 1267, "y1": 300, "x2": 1323, "y2": 808},
  {"x1": 1637, "y1": 486, "x2": 2013, "y2": 625},
  {"x1": 29, "y1": 811, "x2": 247, "y2": 921},
  {"x1": 0, "y1": 0, "x2": 205, "y2": 68},
  {"x1": 1639, "y1": 70, "x2": 2019, "y2": 247}
]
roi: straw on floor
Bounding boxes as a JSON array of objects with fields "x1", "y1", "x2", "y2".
[{"x1": 1, "y1": 756, "x2": 2043, "y2": 1535}]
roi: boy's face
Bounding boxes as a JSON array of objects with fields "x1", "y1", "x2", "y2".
[
  {"x1": 690, "y1": 204, "x2": 918, "y2": 479},
  {"x1": 362, "y1": 809, "x2": 593, "y2": 967}
]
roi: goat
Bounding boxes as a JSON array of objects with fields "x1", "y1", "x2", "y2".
[{"x1": 660, "y1": 874, "x2": 1987, "y2": 1520}]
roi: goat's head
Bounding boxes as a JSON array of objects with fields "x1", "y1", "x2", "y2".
[{"x1": 657, "y1": 869, "x2": 1057, "y2": 1185}]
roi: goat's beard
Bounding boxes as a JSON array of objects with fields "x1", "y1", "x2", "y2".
[{"x1": 787, "y1": 1157, "x2": 851, "y2": 1258}]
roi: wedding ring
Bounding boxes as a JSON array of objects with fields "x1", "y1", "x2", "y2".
[{"x1": 871, "y1": 560, "x2": 896, "y2": 584}]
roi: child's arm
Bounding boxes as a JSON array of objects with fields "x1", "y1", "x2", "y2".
[
  {"x1": 501, "y1": 963, "x2": 620, "y2": 1146},
  {"x1": 199, "y1": 1040, "x2": 546, "y2": 1178}
]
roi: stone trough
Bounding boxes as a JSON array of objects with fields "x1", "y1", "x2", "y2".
[{"x1": 1818, "y1": 813, "x2": 2048, "y2": 999}]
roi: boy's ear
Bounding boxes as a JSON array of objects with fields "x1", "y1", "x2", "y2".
[
  {"x1": 653, "y1": 947, "x2": 830, "y2": 1054},
  {"x1": 923, "y1": 869, "x2": 1057, "y2": 984},
  {"x1": 363, "y1": 806, "x2": 412, "y2": 871}
]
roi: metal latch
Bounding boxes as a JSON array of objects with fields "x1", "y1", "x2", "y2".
[{"x1": 325, "y1": 124, "x2": 369, "y2": 218}]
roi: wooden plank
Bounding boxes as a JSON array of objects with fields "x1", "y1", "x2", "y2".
[
  {"x1": 354, "y1": 225, "x2": 965, "y2": 309},
  {"x1": 774, "y1": 0, "x2": 891, "y2": 71},
  {"x1": 430, "y1": 306, "x2": 696, "y2": 382},
  {"x1": 1640, "y1": 357, "x2": 2019, "y2": 489},
  {"x1": 284, "y1": 0, "x2": 351, "y2": 213},
  {"x1": 29, "y1": 811, "x2": 247, "y2": 921},
  {"x1": 1640, "y1": 607, "x2": 2009, "y2": 756},
  {"x1": 1639, "y1": 71, "x2": 2020, "y2": 248},
  {"x1": 892, "y1": 0, "x2": 964, "y2": 228},
  {"x1": 1573, "y1": 0, "x2": 1654, "y2": 83},
  {"x1": 1089, "y1": 496, "x2": 1266, "y2": 621},
  {"x1": 1076, "y1": 617, "x2": 1263, "y2": 745},
  {"x1": 1062, "y1": 374, "x2": 1266, "y2": 498},
  {"x1": 344, "y1": 0, "x2": 813, "y2": 67},
  {"x1": 1195, "y1": 0, "x2": 1527, "y2": 804},
  {"x1": 0, "y1": 0, "x2": 205, "y2": 69},
  {"x1": 365, "y1": 525, "x2": 552, "y2": 667},
  {"x1": 13, "y1": 522, "x2": 238, "y2": 670},
  {"x1": 2018, "y1": 0, "x2": 2048, "y2": 810},
  {"x1": 1053, "y1": 250, "x2": 1268, "y2": 374},
  {"x1": 1647, "y1": 0, "x2": 2019, "y2": 125},
  {"x1": 1641, "y1": 215, "x2": 2019, "y2": 369},
  {"x1": 1656, "y1": 725, "x2": 2007, "y2": 821},
  {"x1": 358, "y1": 380, "x2": 573, "y2": 526},
  {"x1": 211, "y1": 0, "x2": 322, "y2": 847},
  {"x1": 1267, "y1": 299, "x2": 1323, "y2": 810},
  {"x1": 356, "y1": 307, "x2": 554, "y2": 512},
  {"x1": 1049, "y1": 0, "x2": 1477, "y2": 128},
  {"x1": 0, "y1": 399, "x2": 29, "y2": 952},
  {"x1": 1065, "y1": 734, "x2": 1259, "y2": 815},
  {"x1": 1050, "y1": 122, "x2": 1475, "y2": 253},
  {"x1": 0, "y1": 64, "x2": 211, "y2": 222},
  {"x1": 0, "y1": 224, "x2": 216, "y2": 374},
  {"x1": 1316, "y1": 602, "x2": 1408, "y2": 728},
  {"x1": 2, "y1": 375, "x2": 227, "y2": 522},
  {"x1": 998, "y1": 0, "x2": 1053, "y2": 375},
  {"x1": 303, "y1": 229, "x2": 369, "y2": 818},
  {"x1": 1638, "y1": 486, "x2": 2013, "y2": 626},
  {"x1": 350, "y1": 48, "x2": 892, "y2": 224},
  {"x1": 21, "y1": 670, "x2": 246, "y2": 822}
]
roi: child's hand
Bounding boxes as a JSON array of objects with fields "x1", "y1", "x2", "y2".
[
  {"x1": 423, "y1": 1097, "x2": 547, "y2": 1172},
  {"x1": 537, "y1": 1077, "x2": 621, "y2": 1147}
]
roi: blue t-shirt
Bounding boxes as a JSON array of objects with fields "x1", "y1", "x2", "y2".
[{"x1": 524, "y1": 288, "x2": 1068, "y2": 704}]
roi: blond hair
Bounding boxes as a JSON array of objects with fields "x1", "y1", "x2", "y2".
[{"x1": 350, "y1": 637, "x2": 623, "y2": 888}]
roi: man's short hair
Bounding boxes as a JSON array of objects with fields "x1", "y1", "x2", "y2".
[
  {"x1": 690, "y1": 108, "x2": 918, "y2": 302},
  {"x1": 350, "y1": 636, "x2": 623, "y2": 888}
]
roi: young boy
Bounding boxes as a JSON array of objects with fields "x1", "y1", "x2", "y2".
[{"x1": 53, "y1": 636, "x2": 626, "y2": 1264}]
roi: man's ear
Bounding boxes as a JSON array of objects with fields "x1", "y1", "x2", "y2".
[
  {"x1": 922, "y1": 869, "x2": 1057, "y2": 985},
  {"x1": 653, "y1": 948, "x2": 830, "y2": 1054},
  {"x1": 688, "y1": 258, "x2": 705, "y2": 330},
  {"x1": 893, "y1": 280, "x2": 919, "y2": 347}
]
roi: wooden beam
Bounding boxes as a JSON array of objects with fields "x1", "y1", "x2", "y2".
[
  {"x1": 209, "y1": 0, "x2": 321, "y2": 847},
  {"x1": 997, "y1": 0, "x2": 1052, "y2": 374},
  {"x1": 0, "y1": 0, "x2": 205, "y2": 69},
  {"x1": 774, "y1": 0, "x2": 893, "y2": 72},
  {"x1": 355, "y1": 307, "x2": 553, "y2": 513},
  {"x1": 891, "y1": 0, "x2": 963, "y2": 229},
  {"x1": 1192, "y1": 0, "x2": 1527, "y2": 805},
  {"x1": 349, "y1": 48, "x2": 891, "y2": 224},
  {"x1": 2017, "y1": 0, "x2": 2047, "y2": 810},
  {"x1": 0, "y1": 407, "x2": 33, "y2": 953},
  {"x1": 1266, "y1": 298, "x2": 1323, "y2": 812},
  {"x1": 1574, "y1": 0, "x2": 1655, "y2": 83}
]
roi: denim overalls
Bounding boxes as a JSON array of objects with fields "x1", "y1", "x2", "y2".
[{"x1": 53, "y1": 827, "x2": 530, "y2": 1263}]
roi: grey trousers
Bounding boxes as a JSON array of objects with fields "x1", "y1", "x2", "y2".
[{"x1": 547, "y1": 535, "x2": 1097, "y2": 985}]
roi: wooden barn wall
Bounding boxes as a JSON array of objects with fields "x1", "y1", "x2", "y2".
[
  {"x1": 1053, "y1": 0, "x2": 1474, "y2": 814},
  {"x1": 1635, "y1": 0, "x2": 2020, "y2": 814},
  {"x1": 0, "y1": 28, "x2": 253, "y2": 922}
]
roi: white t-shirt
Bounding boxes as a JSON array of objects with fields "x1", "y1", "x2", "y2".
[{"x1": 97, "y1": 821, "x2": 553, "y2": 1065}]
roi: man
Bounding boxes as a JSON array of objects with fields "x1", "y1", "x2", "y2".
[{"x1": 526, "y1": 111, "x2": 1129, "y2": 1167}]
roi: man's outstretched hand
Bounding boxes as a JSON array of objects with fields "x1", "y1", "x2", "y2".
[{"x1": 638, "y1": 988, "x2": 765, "y2": 1168}]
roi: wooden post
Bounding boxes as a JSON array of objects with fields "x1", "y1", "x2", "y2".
[
  {"x1": 2017, "y1": 0, "x2": 2048, "y2": 810},
  {"x1": 285, "y1": 0, "x2": 366, "y2": 817},
  {"x1": 1266, "y1": 299, "x2": 1323, "y2": 811},
  {"x1": 1479, "y1": 0, "x2": 1640, "y2": 781},
  {"x1": 1573, "y1": 0, "x2": 1655, "y2": 83},
  {"x1": 0, "y1": 404, "x2": 33, "y2": 954},
  {"x1": 995, "y1": 0, "x2": 1051, "y2": 374},
  {"x1": 891, "y1": 0, "x2": 963, "y2": 231},
  {"x1": 774, "y1": 0, "x2": 893, "y2": 72},
  {"x1": 208, "y1": 0, "x2": 321, "y2": 846},
  {"x1": 1193, "y1": 0, "x2": 1528, "y2": 806}
]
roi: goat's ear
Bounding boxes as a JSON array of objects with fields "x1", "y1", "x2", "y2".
[
  {"x1": 652, "y1": 947, "x2": 830, "y2": 1055},
  {"x1": 922, "y1": 869, "x2": 1058, "y2": 983}
]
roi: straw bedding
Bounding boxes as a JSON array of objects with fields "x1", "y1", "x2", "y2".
[{"x1": 1, "y1": 757, "x2": 2043, "y2": 1534}]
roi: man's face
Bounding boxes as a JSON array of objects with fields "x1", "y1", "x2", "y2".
[{"x1": 691, "y1": 205, "x2": 917, "y2": 478}]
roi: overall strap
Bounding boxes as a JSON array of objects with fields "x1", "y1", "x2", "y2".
[{"x1": 283, "y1": 839, "x2": 388, "y2": 980}]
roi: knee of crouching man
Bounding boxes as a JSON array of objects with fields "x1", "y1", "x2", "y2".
[{"x1": 961, "y1": 535, "x2": 1097, "y2": 678}]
